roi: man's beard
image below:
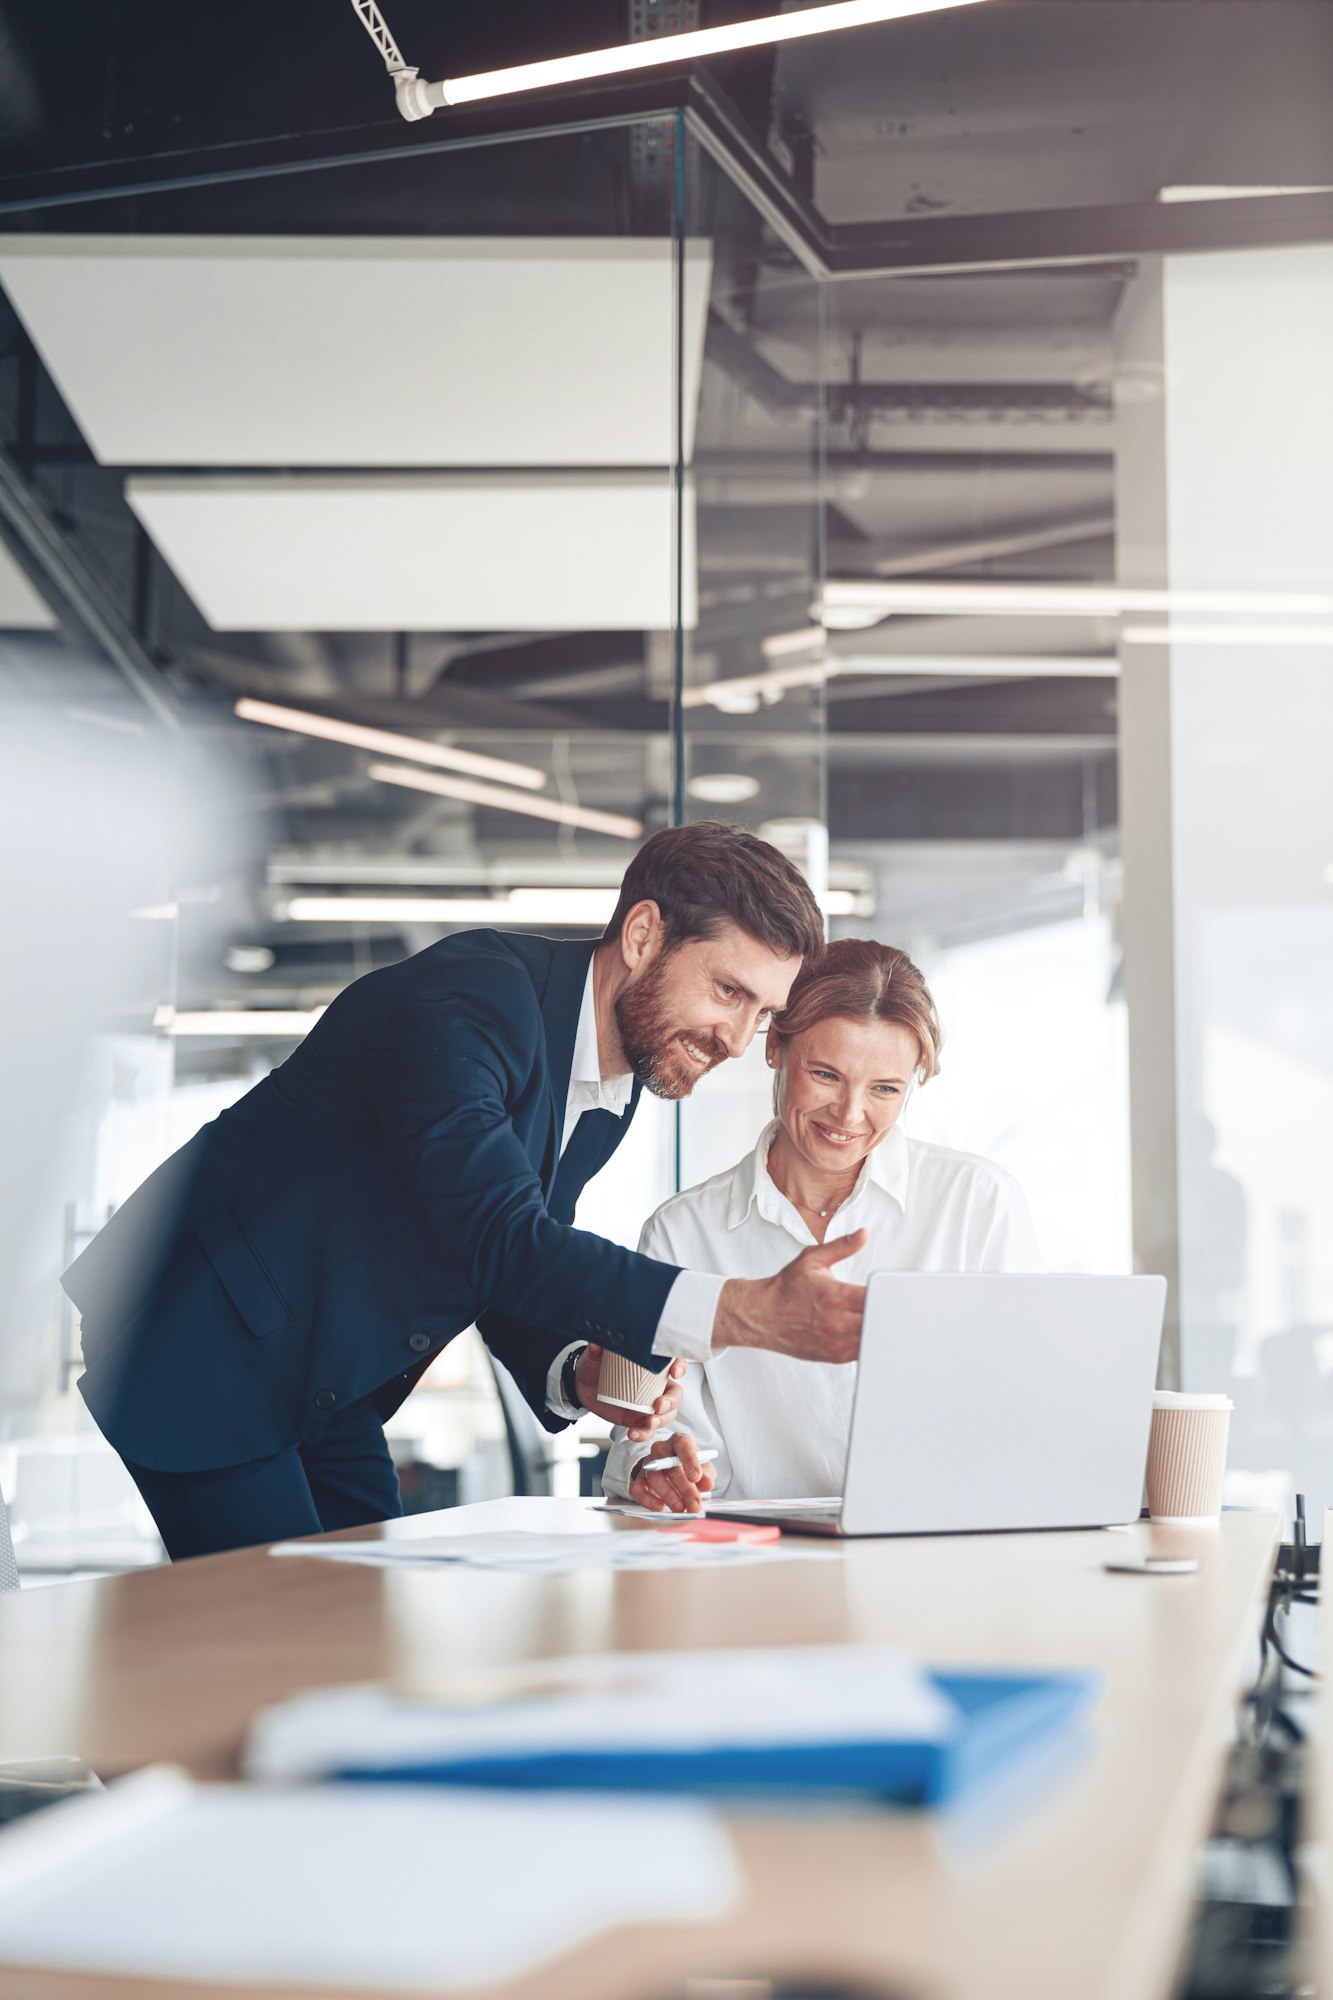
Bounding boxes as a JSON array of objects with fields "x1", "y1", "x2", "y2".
[{"x1": 614, "y1": 955, "x2": 728, "y2": 1101}]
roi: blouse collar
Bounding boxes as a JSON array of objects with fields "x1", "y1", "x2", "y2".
[{"x1": 726, "y1": 1117, "x2": 911, "y2": 1232}]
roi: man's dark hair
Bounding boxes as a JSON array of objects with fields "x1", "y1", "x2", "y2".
[{"x1": 601, "y1": 821, "x2": 824, "y2": 962}]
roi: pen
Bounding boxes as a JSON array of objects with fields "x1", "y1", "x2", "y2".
[{"x1": 642, "y1": 1449, "x2": 719, "y2": 1474}]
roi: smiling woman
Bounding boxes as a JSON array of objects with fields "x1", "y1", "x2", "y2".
[{"x1": 603, "y1": 937, "x2": 1044, "y2": 1509}]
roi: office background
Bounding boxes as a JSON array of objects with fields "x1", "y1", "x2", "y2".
[{"x1": 0, "y1": 0, "x2": 1329, "y2": 1575}]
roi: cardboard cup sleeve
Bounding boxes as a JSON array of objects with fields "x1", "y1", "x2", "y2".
[
  {"x1": 1145, "y1": 1392, "x2": 1232, "y2": 1524},
  {"x1": 596, "y1": 1349, "x2": 672, "y2": 1417}
]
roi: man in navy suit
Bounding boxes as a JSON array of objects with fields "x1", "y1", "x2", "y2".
[{"x1": 63, "y1": 822, "x2": 867, "y2": 1560}]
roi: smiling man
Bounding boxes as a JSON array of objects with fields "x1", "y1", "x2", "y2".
[{"x1": 62, "y1": 821, "x2": 868, "y2": 1560}]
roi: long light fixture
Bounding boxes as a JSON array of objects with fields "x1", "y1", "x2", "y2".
[
  {"x1": 154, "y1": 1005, "x2": 325, "y2": 1037},
  {"x1": 682, "y1": 659, "x2": 830, "y2": 712},
  {"x1": 234, "y1": 697, "x2": 547, "y2": 792},
  {"x1": 1158, "y1": 184, "x2": 1333, "y2": 204},
  {"x1": 282, "y1": 889, "x2": 618, "y2": 925},
  {"x1": 1122, "y1": 623, "x2": 1333, "y2": 648},
  {"x1": 281, "y1": 885, "x2": 860, "y2": 922},
  {"x1": 368, "y1": 761, "x2": 643, "y2": 839},
  {"x1": 373, "y1": 0, "x2": 991, "y2": 119},
  {"x1": 835, "y1": 653, "x2": 1120, "y2": 678},
  {"x1": 686, "y1": 651, "x2": 1118, "y2": 709},
  {"x1": 816, "y1": 579, "x2": 1333, "y2": 623}
]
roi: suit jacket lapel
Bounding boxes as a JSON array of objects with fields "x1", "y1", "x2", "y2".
[{"x1": 536, "y1": 937, "x2": 599, "y2": 1195}]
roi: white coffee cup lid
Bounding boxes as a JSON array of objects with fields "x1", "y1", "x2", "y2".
[{"x1": 1152, "y1": 1390, "x2": 1233, "y2": 1411}]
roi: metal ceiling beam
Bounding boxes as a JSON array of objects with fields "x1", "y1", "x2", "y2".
[
  {"x1": 703, "y1": 310, "x2": 1111, "y2": 421},
  {"x1": 0, "y1": 446, "x2": 181, "y2": 730},
  {"x1": 0, "y1": 67, "x2": 697, "y2": 218},
  {"x1": 0, "y1": 57, "x2": 1323, "y2": 283}
]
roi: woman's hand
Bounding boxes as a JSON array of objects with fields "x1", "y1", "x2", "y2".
[
  {"x1": 575, "y1": 1346, "x2": 686, "y2": 1443},
  {"x1": 628, "y1": 1430, "x2": 715, "y2": 1515}
]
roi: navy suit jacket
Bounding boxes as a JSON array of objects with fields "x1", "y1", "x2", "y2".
[{"x1": 62, "y1": 932, "x2": 681, "y2": 1473}]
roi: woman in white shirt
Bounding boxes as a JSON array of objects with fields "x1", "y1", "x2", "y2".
[{"x1": 603, "y1": 938, "x2": 1041, "y2": 1513}]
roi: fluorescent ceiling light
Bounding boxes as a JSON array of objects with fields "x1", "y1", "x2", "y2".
[
  {"x1": 154, "y1": 1005, "x2": 325, "y2": 1037},
  {"x1": 234, "y1": 696, "x2": 546, "y2": 791},
  {"x1": 0, "y1": 236, "x2": 711, "y2": 468},
  {"x1": 1122, "y1": 623, "x2": 1333, "y2": 647},
  {"x1": 282, "y1": 889, "x2": 619, "y2": 925},
  {"x1": 127, "y1": 475, "x2": 697, "y2": 632},
  {"x1": 683, "y1": 660, "x2": 831, "y2": 712},
  {"x1": 835, "y1": 654, "x2": 1119, "y2": 679},
  {"x1": 268, "y1": 857, "x2": 631, "y2": 887},
  {"x1": 1157, "y1": 184, "x2": 1333, "y2": 204},
  {"x1": 368, "y1": 761, "x2": 643, "y2": 839},
  {"x1": 685, "y1": 651, "x2": 1116, "y2": 709},
  {"x1": 817, "y1": 579, "x2": 1333, "y2": 622},
  {"x1": 408, "y1": 0, "x2": 990, "y2": 112},
  {"x1": 817, "y1": 605, "x2": 891, "y2": 632},
  {"x1": 760, "y1": 627, "x2": 827, "y2": 660}
]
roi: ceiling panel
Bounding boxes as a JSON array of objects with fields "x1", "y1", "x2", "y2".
[
  {"x1": 0, "y1": 235, "x2": 712, "y2": 468},
  {"x1": 126, "y1": 473, "x2": 697, "y2": 632}
]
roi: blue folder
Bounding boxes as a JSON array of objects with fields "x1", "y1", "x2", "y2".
[{"x1": 332, "y1": 1668, "x2": 1101, "y2": 1809}]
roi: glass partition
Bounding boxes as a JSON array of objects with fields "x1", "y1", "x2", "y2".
[{"x1": 677, "y1": 133, "x2": 829, "y2": 1193}]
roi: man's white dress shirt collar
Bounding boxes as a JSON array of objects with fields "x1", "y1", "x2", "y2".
[{"x1": 560, "y1": 960, "x2": 633, "y2": 1155}]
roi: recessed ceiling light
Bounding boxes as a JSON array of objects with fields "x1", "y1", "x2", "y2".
[
  {"x1": 225, "y1": 945, "x2": 277, "y2": 974},
  {"x1": 686, "y1": 772, "x2": 761, "y2": 805}
]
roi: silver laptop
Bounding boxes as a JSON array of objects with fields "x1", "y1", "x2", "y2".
[{"x1": 707, "y1": 1271, "x2": 1166, "y2": 1537}]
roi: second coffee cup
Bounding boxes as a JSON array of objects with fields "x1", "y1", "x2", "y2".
[
  {"x1": 597, "y1": 1349, "x2": 672, "y2": 1417},
  {"x1": 1145, "y1": 1390, "x2": 1232, "y2": 1525}
]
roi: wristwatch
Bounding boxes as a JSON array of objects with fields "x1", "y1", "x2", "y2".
[{"x1": 559, "y1": 1343, "x2": 589, "y2": 1414}]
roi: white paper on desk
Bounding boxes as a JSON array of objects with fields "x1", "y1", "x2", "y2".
[
  {"x1": 246, "y1": 1645, "x2": 957, "y2": 1784},
  {"x1": 271, "y1": 1529, "x2": 789, "y2": 1572},
  {"x1": 0, "y1": 1766, "x2": 739, "y2": 1991}
]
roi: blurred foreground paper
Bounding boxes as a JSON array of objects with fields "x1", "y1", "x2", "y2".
[
  {"x1": 0, "y1": 1766, "x2": 738, "y2": 1990},
  {"x1": 271, "y1": 1528, "x2": 795, "y2": 1571}
]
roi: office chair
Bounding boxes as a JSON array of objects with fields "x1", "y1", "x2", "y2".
[
  {"x1": 0, "y1": 1484, "x2": 19, "y2": 1591},
  {"x1": 486, "y1": 1351, "x2": 558, "y2": 1497}
]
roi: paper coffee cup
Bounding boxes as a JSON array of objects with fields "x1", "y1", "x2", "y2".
[
  {"x1": 596, "y1": 1349, "x2": 671, "y2": 1417},
  {"x1": 1145, "y1": 1391, "x2": 1232, "y2": 1525}
]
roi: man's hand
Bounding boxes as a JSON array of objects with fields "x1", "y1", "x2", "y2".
[
  {"x1": 574, "y1": 1345, "x2": 686, "y2": 1441},
  {"x1": 628, "y1": 1430, "x2": 715, "y2": 1515},
  {"x1": 711, "y1": 1229, "x2": 867, "y2": 1362}
]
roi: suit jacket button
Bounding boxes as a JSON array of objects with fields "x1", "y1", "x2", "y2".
[
  {"x1": 314, "y1": 1389, "x2": 336, "y2": 1411},
  {"x1": 408, "y1": 1333, "x2": 431, "y2": 1354}
]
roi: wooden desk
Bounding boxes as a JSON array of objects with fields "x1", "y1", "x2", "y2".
[{"x1": 0, "y1": 1501, "x2": 1277, "y2": 2000}]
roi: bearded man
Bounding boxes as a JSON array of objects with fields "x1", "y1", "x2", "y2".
[{"x1": 63, "y1": 822, "x2": 867, "y2": 1559}]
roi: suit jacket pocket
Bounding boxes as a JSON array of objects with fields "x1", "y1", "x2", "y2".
[{"x1": 194, "y1": 1210, "x2": 292, "y2": 1338}]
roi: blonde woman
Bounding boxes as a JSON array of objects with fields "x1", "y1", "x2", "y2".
[{"x1": 603, "y1": 939, "x2": 1042, "y2": 1512}]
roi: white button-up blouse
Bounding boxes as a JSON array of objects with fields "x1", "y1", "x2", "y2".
[{"x1": 602, "y1": 1119, "x2": 1043, "y2": 1502}]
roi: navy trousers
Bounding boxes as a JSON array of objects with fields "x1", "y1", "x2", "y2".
[{"x1": 125, "y1": 1392, "x2": 403, "y2": 1562}]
